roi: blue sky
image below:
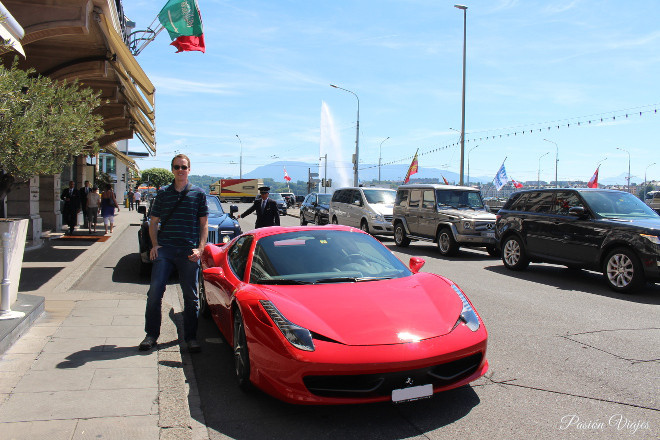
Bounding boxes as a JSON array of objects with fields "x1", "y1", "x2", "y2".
[{"x1": 126, "y1": 0, "x2": 660, "y2": 185}]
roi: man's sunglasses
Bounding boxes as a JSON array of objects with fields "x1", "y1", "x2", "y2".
[{"x1": 172, "y1": 165, "x2": 188, "y2": 170}]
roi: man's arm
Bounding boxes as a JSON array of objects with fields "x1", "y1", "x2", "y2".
[
  {"x1": 238, "y1": 201, "x2": 257, "y2": 219},
  {"x1": 148, "y1": 215, "x2": 160, "y2": 260},
  {"x1": 190, "y1": 215, "x2": 208, "y2": 262}
]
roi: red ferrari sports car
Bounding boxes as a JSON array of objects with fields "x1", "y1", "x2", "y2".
[{"x1": 199, "y1": 225, "x2": 488, "y2": 405}]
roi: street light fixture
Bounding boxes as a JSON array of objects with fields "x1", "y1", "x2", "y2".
[
  {"x1": 537, "y1": 151, "x2": 549, "y2": 189},
  {"x1": 330, "y1": 84, "x2": 360, "y2": 186},
  {"x1": 543, "y1": 139, "x2": 558, "y2": 188},
  {"x1": 455, "y1": 4, "x2": 468, "y2": 186},
  {"x1": 235, "y1": 134, "x2": 243, "y2": 178},
  {"x1": 378, "y1": 136, "x2": 390, "y2": 183},
  {"x1": 467, "y1": 144, "x2": 479, "y2": 186},
  {"x1": 616, "y1": 147, "x2": 631, "y2": 193},
  {"x1": 644, "y1": 162, "x2": 655, "y2": 198}
]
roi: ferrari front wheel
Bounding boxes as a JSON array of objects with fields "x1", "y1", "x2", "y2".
[{"x1": 233, "y1": 308, "x2": 251, "y2": 391}]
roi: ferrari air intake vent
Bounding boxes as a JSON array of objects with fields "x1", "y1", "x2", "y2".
[{"x1": 303, "y1": 353, "x2": 483, "y2": 398}]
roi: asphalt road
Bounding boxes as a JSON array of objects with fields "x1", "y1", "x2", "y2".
[{"x1": 78, "y1": 203, "x2": 660, "y2": 439}]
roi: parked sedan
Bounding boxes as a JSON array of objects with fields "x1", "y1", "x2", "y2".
[
  {"x1": 138, "y1": 195, "x2": 241, "y2": 271},
  {"x1": 199, "y1": 225, "x2": 489, "y2": 405},
  {"x1": 299, "y1": 192, "x2": 332, "y2": 225}
]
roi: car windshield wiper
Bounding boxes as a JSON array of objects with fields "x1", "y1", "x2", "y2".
[
  {"x1": 313, "y1": 276, "x2": 393, "y2": 284},
  {"x1": 256, "y1": 279, "x2": 313, "y2": 285}
]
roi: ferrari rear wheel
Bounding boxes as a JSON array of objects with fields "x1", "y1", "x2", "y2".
[
  {"x1": 233, "y1": 308, "x2": 251, "y2": 391},
  {"x1": 198, "y1": 269, "x2": 210, "y2": 319}
]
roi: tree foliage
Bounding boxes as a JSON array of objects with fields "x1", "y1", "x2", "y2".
[
  {"x1": 0, "y1": 59, "x2": 105, "y2": 199},
  {"x1": 138, "y1": 168, "x2": 174, "y2": 189}
]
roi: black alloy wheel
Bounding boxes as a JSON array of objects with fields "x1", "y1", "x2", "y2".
[
  {"x1": 233, "y1": 308, "x2": 252, "y2": 390},
  {"x1": 501, "y1": 235, "x2": 529, "y2": 270},
  {"x1": 198, "y1": 269, "x2": 210, "y2": 318}
]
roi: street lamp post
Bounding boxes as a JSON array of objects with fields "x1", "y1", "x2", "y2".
[
  {"x1": 537, "y1": 151, "x2": 549, "y2": 189},
  {"x1": 543, "y1": 139, "x2": 558, "y2": 188},
  {"x1": 467, "y1": 144, "x2": 479, "y2": 186},
  {"x1": 644, "y1": 162, "x2": 655, "y2": 197},
  {"x1": 455, "y1": 4, "x2": 468, "y2": 186},
  {"x1": 617, "y1": 147, "x2": 631, "y2": 193},
  {"x1": 378, "y1": 136, "x2": 390, "y2": 183},
  {"x1": 235, "y1": 134, "x2": 243, "y2": 179},
  {"x1": 330, "y1": 84, "x2": 360, "y2": 186}
]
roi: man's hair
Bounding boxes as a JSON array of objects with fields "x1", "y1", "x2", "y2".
[{"x1": 171, "y1": 154, "x2": 191, "y2": 168}]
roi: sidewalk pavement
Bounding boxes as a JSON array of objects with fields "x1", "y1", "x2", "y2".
[{"x1": 0, "y1": 209, "x2": 208, "y2": 440}]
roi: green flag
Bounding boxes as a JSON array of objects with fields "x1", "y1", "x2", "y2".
[{"x1": 158, "y1": 0, "x2": 205, "y2": 53}]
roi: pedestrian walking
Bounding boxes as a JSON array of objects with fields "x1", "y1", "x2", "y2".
[
  {"x1": 100, "y1": 184, "x2": 120, "y2": 234},
  {"x1": 237, "y1": 186, "x2": 280, "y2": 228},
  {"x1": 127, "y1": 188, "x2": 135, "y2": 211},
  {"x1": 134, "y1": 190, "x2": 142, "y2": 209},
  {"x1": 79, "y1": 180, "x2": 92, "y2": 229},
  {"x1": 60, "y1": 180, "x2": 80, "y2": 235},
  {"x1": 86, "y1": 186, "x2": 100, "y2": 233},
  {"x1": 139, "y1": 154, "x2": 209, "y2": 353}
]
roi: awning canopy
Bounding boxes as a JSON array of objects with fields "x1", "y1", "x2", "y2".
[
  {"x1": 0, "y1": 1, "x2": 25, "y2": 57},
  {"x1": 104, "y1": 143, "x2": 140, "y2": 174},
  {"x1": 97, "y1": 12, "x2": 156, "y2": 154},
  {"x1": 1, "y1": 1, "x2": 157, "y2": 156}
]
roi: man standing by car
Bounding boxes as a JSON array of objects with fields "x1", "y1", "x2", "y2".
[
  {"x1": 61, "y1": 180, "x2": 80, "y2": 235},
  {"x1": 139, "y1": 154, "x2": 209, "y2": 353},
  {"x1": 237, "y1": 186, "x2": 280, "y2": 228}
]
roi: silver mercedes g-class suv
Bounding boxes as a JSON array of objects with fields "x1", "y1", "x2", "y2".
[{"x1": 392, "y1": 184, "x2": 498, "y2": 256}]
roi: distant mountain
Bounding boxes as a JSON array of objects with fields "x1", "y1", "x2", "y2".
[{"x1": 241, "y1": 161, "x2": 492, "y2": 184}]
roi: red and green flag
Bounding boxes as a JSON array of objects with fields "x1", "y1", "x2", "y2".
[
  {"x1": 158, "y1": 0, "x2": 205, "y2": 53},
  {"x1": 403, "y1": 150, "x2": 419, "y2": 184}
]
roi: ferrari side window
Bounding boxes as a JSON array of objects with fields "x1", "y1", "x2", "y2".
[{"x1": 228, "y1": 235, "x2": 253, "y2": 281}]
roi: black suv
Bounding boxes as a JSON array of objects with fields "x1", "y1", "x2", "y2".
[{"x1": 496, "y1": 188, "x2": 660, "y2": 293}]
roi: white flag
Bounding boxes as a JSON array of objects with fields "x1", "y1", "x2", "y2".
[{"x1": 493, "y1": 163, "x2": 509, "y2": 191}]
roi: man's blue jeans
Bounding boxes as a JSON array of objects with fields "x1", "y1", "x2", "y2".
[{"x1": 144, "y1": 246, "x2": 199, "y2": 342}]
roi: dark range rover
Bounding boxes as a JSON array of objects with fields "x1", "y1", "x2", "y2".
[{"x1": 496, "y1": 188, "x2": 660, "y2": 293}]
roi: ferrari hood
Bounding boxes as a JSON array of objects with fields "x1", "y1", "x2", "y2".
[{"x1": 259, "y1": 273, "x2": 464, "y2": 346}]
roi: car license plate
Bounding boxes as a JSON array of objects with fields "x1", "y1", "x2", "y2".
[
  {"x1": 392, "y1": 384, "x2": 433, "y2": 403},
  {"x1": 483, "y1": 232, "x2": 495, "y2": 238}
]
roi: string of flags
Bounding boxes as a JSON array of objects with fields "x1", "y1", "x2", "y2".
[{"x1": 361, "y1": 103, "x2": 659, "y2": 171}]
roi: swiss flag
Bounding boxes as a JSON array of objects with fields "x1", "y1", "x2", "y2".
[
  {"x1": 283, "y1": 167, "x2": 291, "y2": 182},
  {"x1": 587, "y1": 167, "x2": 599, "y2": 188},
  {"x1": 511, "y1": 179, "x2": 523, "y2": 189}
]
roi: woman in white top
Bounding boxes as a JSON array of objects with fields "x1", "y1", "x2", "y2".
[{"x1": 86, "y1": 186, "x2": 101, "y2": 233}]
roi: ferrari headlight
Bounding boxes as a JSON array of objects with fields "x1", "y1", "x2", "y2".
[
  {"x1": 260, "y1": 300, "x2": 315, "y2": 351},
  {"x1": 450, "y1": 284, "x2": 480, "y2": 331},
  {"x1": 641, "y1": 234, "x2": 660, "y2": 245}
]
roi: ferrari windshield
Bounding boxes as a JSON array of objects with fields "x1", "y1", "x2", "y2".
[
  {"x1": 249, "y1": 230, "x2": 411, "y2": 284},
  {"x1": 581, "y1": 191, "x2": 659, "y2": 219}
]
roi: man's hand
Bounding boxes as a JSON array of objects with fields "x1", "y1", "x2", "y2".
[
  {"x1": 236, "y1": 213, "x2": 241, "y2": 219},
  {"x1": 189, "y1": 248, "x2": 202, "y2": 262},
  {"x1": 150, "y1": 245, "x2": 161, "y2": 260}
]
